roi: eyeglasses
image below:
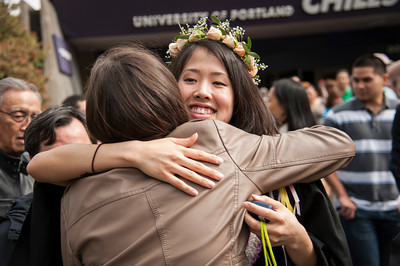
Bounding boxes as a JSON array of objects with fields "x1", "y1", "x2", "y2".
[{"x1": 0, "y1": 109, "x2": 41, "y2": 123}]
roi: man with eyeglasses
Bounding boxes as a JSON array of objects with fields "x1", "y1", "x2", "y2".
[{"x1": 0, "y1": 77, "x2": 41, "y2": 216}]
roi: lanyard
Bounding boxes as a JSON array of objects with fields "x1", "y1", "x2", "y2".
[{"x1": 260, "y1": 221, "x2": 277, "y2": 266}]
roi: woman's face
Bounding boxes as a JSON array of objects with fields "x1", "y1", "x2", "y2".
[
  {"x1": 266, "y1": 86, "x2": 286, "y2": 124},
  {"x1": 178, "y1": 47, "x2": 234, "y2": 123}
]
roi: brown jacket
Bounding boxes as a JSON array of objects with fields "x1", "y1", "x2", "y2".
[{"x1": 61, "y1": 120, "x2": 355, "y2": 265}]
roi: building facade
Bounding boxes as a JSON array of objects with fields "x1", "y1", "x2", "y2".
[{"x1": 26, "y1": 0, "x2": 400, "y2": 104}]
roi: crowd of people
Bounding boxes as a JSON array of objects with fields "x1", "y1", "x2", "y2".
[{"x1": 0, "y1": 16, "x2": 399, "y2": 266}]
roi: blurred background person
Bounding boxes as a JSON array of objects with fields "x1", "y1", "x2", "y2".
[
  {"x1": 389, "y1": 105, "x2": 400, "y2": 266},
  {"x1": 0, "y1": 77, "x2": 41, "y2": 216},
  {"x1": 61, "y1": 94, "x2": 86, "y2": 112},
  {"x1": 302, "y1": 81, "x2": 326, "y2": 124},
  {"x1": 258, "y1": 87, "x2": 269, "y2": 106},
  {"x1": 388, "y1": 60, "x2": 400, "y2": 98},
  {"x1": 336, "y1": 69, "x2": 353, "y2": 102},
  {"x1": 5, "y1": 106, "x2": 93, "y2": 266},
  {"x1": 324, "y1": 53, "x2": 400, "y2": 266},
  {"x1": 317, "y1": 78, "x2": 329, "y2": 104},
  {"x1": 267, "y1": 78, "x2": 316, "y2": 131},
  {"x1": 322, "y1": 79, "x2": 343, "y2": 120}
]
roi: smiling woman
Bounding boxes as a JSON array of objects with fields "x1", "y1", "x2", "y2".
[
  {"x1": 171, "y1": 38, "x2": 277, "y2": 136},
  {"x1": 177, "y1": 47, "x2": 234, "y2": 123}
]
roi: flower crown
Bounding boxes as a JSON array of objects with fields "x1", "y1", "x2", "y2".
[{"x1": 166, "y1": 16, "x2": 267, "y2": 85}]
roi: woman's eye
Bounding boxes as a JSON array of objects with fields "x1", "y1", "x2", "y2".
[
  {"x1": 184, "y1": 78, "x2": 196, "y2": 83},
  {"x1": 214, "y1": 81, "x2": 226, "y2": 86}
]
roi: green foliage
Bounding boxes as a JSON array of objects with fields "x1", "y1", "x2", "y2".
[{"x1": 0, "y1": 2, "x2": 47, "y2": 102}]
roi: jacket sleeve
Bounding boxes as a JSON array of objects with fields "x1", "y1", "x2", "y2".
[{"x1": 213, "y1": 120, "x2": 355, "y2": 193}]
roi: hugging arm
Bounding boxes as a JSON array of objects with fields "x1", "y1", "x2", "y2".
[
  {"x1": 27, "y1": 133, "x2": 223, "y2": 196},
  {"x1": 217, "y1": 122, "x2": 356, "y2": 190}
]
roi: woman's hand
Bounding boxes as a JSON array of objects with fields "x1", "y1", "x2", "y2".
[
  {"x1": 243, "y1": 194, "x2": 316, "y2": 266},
  {"x1": 126, "y1": 133, "x2": 224, "y2": 196}
]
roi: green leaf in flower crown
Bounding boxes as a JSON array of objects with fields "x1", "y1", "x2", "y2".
[
  {"x1": 212, "y1": 15, "x2": 221, "y2": 25},
  {"x1": 248, "y1": 52, "x2": 260, "y2": 59},
  {"x1": 174, "y1": 34, "x2": 189, "y2": 41},
  {"x1": 247, "y1": 37, "x2": 252, "y2": 49},
  {"x1": 243, "y1": 42, "x2": 250, "y2": 54},
  {"x1": 245, "y1": 56, "x2": 251, "y2": 66},
  {"x1": 218, "y1": 26, "x2": 227, "y2": 35}
]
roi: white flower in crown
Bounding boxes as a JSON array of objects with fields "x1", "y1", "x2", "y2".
[
  {"x1": 189, "y1": 30, "x2": 204, "y2": 42},
  {"x1": 222, "y1": 35, "x2": 236, "y2": 49},
  {"x1": 233, "y1": 42, "x2": 245, "y2": 57},
  {"x1": 246, "y1": 56, "x2": 258, "y2": 77},
  {"x1": 206, "y1": 26, "x2": 223, "y2": 40},
  {"x1": 166, "y1": 16, "x2": 268, "y2": 84},
  {"x1": 176, "y1": 38, "x2": 188, "y2": 50},
  {"x1": 168, "y1": 42, "x2": 179, "y2": 57}
]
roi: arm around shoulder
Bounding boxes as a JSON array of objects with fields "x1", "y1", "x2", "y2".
[{"x1": 216, "y1": 123, "x2": 355, "y2": 191}]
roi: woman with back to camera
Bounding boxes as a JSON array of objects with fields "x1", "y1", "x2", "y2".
[
  {"x1": 60, "y1": 43, "x2": 353, "y2": 266},
  {"x1": 28, "y1": 18, "x2": 353, "y2": 265}
]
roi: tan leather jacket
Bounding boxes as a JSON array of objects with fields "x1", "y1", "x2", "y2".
[{"x1": 61, "y1": 120, "x2": 355, "y2": 265}]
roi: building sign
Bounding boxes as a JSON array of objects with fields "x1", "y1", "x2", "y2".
[
  {"x1": 50, "y1": 0, "x2": 400, "y2": 39},
  {"x1": 302, "y1": 0, "x2": 398, "y2": 14},
  {"x1": 53, "y1": 34, "x2": 72, "y2": 76},
  {"x1": 132, "y1": 6, "x2": 295, "y2": 28}
]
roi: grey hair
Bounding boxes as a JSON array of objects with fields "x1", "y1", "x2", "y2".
[{"x1": 0, "y1": 77, "x2": 42, "y2": 106}]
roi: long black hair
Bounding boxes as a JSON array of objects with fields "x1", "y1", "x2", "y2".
[{"x1": 272, "y1": 78, "x2": 316, "y2": 131}]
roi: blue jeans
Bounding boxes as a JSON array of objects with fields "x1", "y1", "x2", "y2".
[{"x1": 340, "y1": 209, "x2": 400, "y2": 266}]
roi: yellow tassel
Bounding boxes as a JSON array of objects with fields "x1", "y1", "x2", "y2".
[
  {"x1": 280, "y1": 187, "x2": 294, "y2": 213},
  {"x1": 260, "y1": 221, "x2": 277, "y2": 266}
]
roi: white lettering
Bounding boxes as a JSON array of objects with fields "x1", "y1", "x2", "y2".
[
  {"x1": 343, "y1": 0, "x2": 353, "y2": 11},
  {"x1": 368, "y1": 0, "x2": 381, "y2": 8},
  {"x1": 231, "y1": 6, "x2": 294, "y2": 21},
  {"x1": 382, "y1": 0, "x2": 398, "y2": 6},
  {"x1": 211, "y1": 10, "x2": 228, "y2": 21},
  {"x1": 321, "y1": 0, "x2": 342, "y2": 13},
  {"x1": 302, "y1": 0, "x2": 398, "y2": 14},
  {"x1": 58, "y1": 47, "x2": 71, "y2": 61},
  {"x1": 353, "y1": 0, "x2": 367, "y2": 10},
  {"x1": 302, "y1": 0, "x2": 320, "y2": 14},
  {"x1": 132, "y1": 12, "x2": 208, "y2": 28}
]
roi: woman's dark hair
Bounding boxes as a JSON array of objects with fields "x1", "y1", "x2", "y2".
[
  {"x1": 170, "y1": 39, "x2": 278, "y2": 136},
  {"x1": 86, "y1": 44, "x2": 190, "y2": 143},
  {"x1": 272, "y1": 78, "x2": 316, "y2": 131}
]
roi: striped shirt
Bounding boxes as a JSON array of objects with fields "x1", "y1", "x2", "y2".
[{"x1": 324, "y1": 96, "x2": 400, "y2": 211}]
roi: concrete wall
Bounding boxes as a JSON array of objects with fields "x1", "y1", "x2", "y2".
[{"x1": 39, "y1": 0, "x2": 82, "y2": 106}]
